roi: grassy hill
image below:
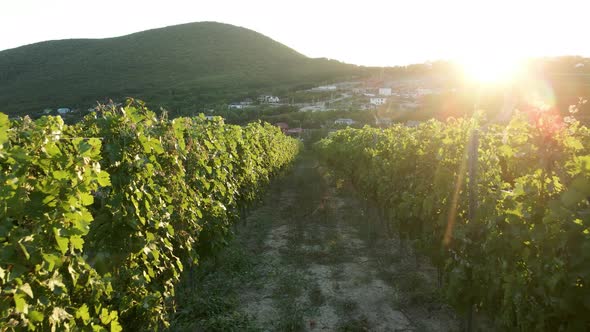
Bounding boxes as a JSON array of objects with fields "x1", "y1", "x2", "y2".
[{"x1": 0, "y1": 22, "x2": 365, "y2": 117}]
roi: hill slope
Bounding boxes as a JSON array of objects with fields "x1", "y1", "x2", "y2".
[{"x1": 0, "y1": 22, "x2": 363, "y2": 116}]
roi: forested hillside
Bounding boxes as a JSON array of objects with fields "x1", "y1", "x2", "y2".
[{"x1": 0, "y1": 22, "x2": 364, "y2": 116}]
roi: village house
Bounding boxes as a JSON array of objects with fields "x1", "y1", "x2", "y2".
[
  {"x1": 334, "y1": 118, "x2": 355, "y2": 126},
  {"x1": 274, "y1": 122, "x2": 289, "y2": 133},
  {"x1": 415, "y1": 88, "x2": 434, "y2": 96},
  {"x1": 299, "y1": 105, "x2": 324, "y2": 112},
  {"x1": 370, "y1": 97, "x2": 387, "y2": 106},
  {"x1": 57, "y1": 108, "x2": 71, "y2": 114},
  {"x1": 259, "y1": 95, "x2": 280, "y2": 104},
  {"x1": 228, "y1": 103, "x2": 246, "y2": 109},
  {"x1": 378, "y1": 88, "x2": 392, "y2": 96},
  {"x1": 312, "y1": 85, "x2": 337, "y2": 91},
  {"x1": 375, "y1": 117, "x2": 393, "y2": 126},
  {"x1": 360, "y1": 103, "x2": 377, "y2": 111},
  {"x1": 286, "y1": 127, "x2": 303, "y2": 135}
]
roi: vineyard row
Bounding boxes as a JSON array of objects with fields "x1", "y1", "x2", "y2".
[
  {"x1": 316, "y1": 109, "x2": 590, "y2": 330},
  {"x1": 0, "y1": 100, "x2": 300, "y2": 330}
]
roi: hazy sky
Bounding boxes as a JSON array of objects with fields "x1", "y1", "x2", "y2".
[{"x1": 1, "y1": 0, "x2": 588, "y2": 66}]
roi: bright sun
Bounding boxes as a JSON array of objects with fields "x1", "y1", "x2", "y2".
[{"x1": 459, "y1": 56, "x2": 524, "y2": 84}]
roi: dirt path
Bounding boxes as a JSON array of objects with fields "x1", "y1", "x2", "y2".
[
  {"x1": 171, "y1": 154, "x2": 459, "y2": 331},
  {"x1": 238, "y1": 155, "x2": 459, "y2": 331}
]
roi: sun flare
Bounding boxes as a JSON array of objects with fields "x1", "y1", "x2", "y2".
[{"x1": 459, "y1": 55, "x2": 524, "y2": 85}]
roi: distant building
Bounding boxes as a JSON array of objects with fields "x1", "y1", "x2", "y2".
[
  {"x1": 240, "y1": 98, "x2": 254, "y2": 105},
  {"x1": 415, "y1": 88, "x2": 433, "y2": 96},
  {"x1": 299, "y1": 105, "x2": 324, "y2": 112},
  {"x1": 378, "y1": 88, "x2": 392, "y2": 96},
  {"x1": 375, "y1": 117, "x2": 393, "y2": 126},
  {"x1": 259, "y1": 95, "x2": 280, "y2": 104},
  {"x1": 228, "y1": 103, "x2": 246, "y2": 109},
  {"x1": 575, "y1": 63, "x2": 585, "y2": 68},
  {"x1": 334, "y1": 118, "x2": 355, "y2": 126},
  {"x1": 312, "y1": 85, "x2": 337, "y2": 91},
  {"x1": 43, "y1": 108, "x2": 53, "y2": 114},
  {"x1": 286, "y1": 127, "x2": 303, "y2": 135},
  {"x1": 370, "y1": 97, "x2": 387, "y2": 106},
  {"x1": 275, "y1": 122, "x2": 289, "y2": 132},
  {"x1": 57, "y1": 108, "x2": 71, "y2": 114},
  {"x1": 360, "y1": 104, "x2": 377, "y2": 111}
]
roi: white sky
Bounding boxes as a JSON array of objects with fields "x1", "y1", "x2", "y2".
[{"x1": 1, "y1": 0, "x2": 588, "y2": 66}]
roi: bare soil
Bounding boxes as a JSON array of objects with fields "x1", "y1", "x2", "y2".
[{"x1": 236, "y1": 155, "x2": 460, "y2": 331}]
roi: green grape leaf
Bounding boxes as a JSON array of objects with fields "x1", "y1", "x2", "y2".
[
  {"x1": 76, "y1": 304, "x2": 90, "y2": 324},
  {"x1": 14, "y1": 293, "x2": 28, "y2": 313},
  {"x1": 43, "y1": 253, "x2": 63, "y2": 271},
  {"x1": 97, "y1": 171, "x2": 111, "y2": 187},
  {"x1": 29, "y1": 310, "x2": 45, "y2": 323},
  {"x1": 54, "y1": 229, "x2": 69, "y2": 255}
]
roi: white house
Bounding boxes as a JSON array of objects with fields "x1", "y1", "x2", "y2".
[
  {"x1": 57, "y1": 108, "x2": 71, "y2": 114},
  {"x1": 42, "y1": 108, "x2": 53, "y2": 114},
  {"x1": 259, "y1": 95, "x2": 280, "y2": 104},
  {"x1": 312, "y1": 85, "x2": 337, "y2": 91},
  {"x1": 228, "y1": 103, "x2": 245, "y2": 109},
  {"x1": 375, "y1": 117, "x2": 393, "y2": 126},
  {"x1": 299, "y1": 105, "x2": 324, "y2": 112},
  {"x1": 334, "y1": 118, "x2": 355, "y2": 126},
  {"x1": 378, "y1": 88, "x2": 392, "y2": 96},
  {"x1": 575, "y1": 63, "x2": 585, "y2": 68},
  {"x1": 415, "y1": 88, "x2": 433, "y2": 96},
  {"x1": 360, "y1": 104, "x2": 377, "y2": 111},
  {"x1": 370, "y1": 97, "x2": 387, "y2": 106}
]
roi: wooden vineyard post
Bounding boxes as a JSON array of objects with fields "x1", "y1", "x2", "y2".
[{"x1": 466, "y1": 128, "x2": 479, "y2": 332}]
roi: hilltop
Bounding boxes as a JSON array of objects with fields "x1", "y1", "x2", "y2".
[{"x1": 0, "y1": 22, "x2": 364, "y2": 116}]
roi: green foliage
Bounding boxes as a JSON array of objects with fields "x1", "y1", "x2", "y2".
[
  {"x1": 0, "y1": 100, "x2": 300, "y2": 330},
  {"x1": 316, "y1": 110, "x2": 590, "y2": 330}
]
